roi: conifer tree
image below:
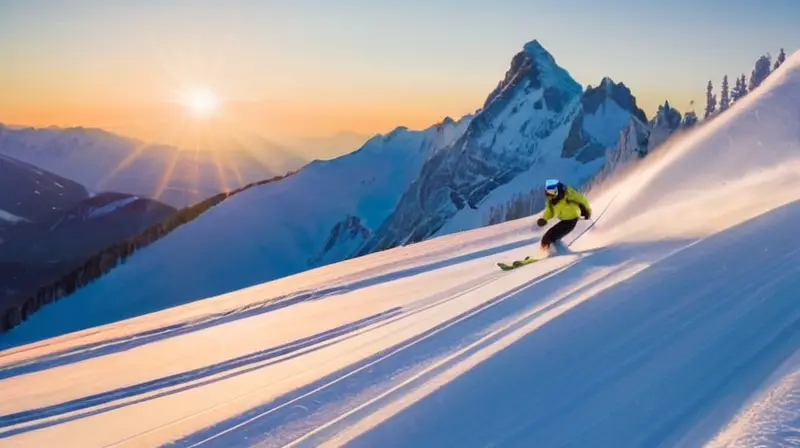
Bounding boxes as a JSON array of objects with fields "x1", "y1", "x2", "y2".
[
  {"x1": 719, "y1": 75, "x2": 730, "y2": 111},
  {"x1": 731, "y1": 76, "x2": 742, "y2": 102},
  {"x1": 704, "y1": 80, "x2": 717, "y2": 118},
  {"x1": 749, "y1": 54, "x2": 772, "y2": 91},
  {"x1": 682, "y1": 110, "x2": 698, "y2": 127},
  {"x1": 773, "y1": 48, "x2": 786, "y2": 71},
  {"x1": 739, "y1": 73, "x2": 748, "y2": 97}
]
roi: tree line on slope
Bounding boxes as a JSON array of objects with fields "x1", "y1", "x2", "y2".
[
  {"x1": 703, "y1": 48, "x2": 788, "y2": 118},
  {"x1": 0, "y1": 171, "x2": 298, "y2": 333}
]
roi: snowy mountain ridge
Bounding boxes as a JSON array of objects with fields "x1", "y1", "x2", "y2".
[
  {"x1": 0, "y1": 124, "x2": 300, "y2": 208},
  {"x1": 303, "y1": 116, "x2": 476, "y2": 268}
]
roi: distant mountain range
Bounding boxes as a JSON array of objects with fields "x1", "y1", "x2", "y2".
[
  {"x1": 0, "y1": 124, "x2": 305, "y2": 208},
  {"x1": 0, "y1": 39, "x2": 697, "y2": 336},
  {"x1": 0, "y1": 152, "x2": 176, "y2": 309}
]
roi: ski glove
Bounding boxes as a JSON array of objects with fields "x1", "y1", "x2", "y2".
[
  {"x1": 537, "y1": 218, "x2": 547, "y2": 227},
  {"x1": 579, "y1": 204, "x2": 591, "y2": 220}
]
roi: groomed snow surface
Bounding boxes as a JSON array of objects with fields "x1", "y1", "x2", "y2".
[{"x1": 1, "y1": 51, "x2": 800, "y2": 447}]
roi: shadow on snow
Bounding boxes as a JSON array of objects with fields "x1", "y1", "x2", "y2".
[
  {"x1": 165, "y1": 239, "x2": 694, "y2": 447},
  {"x1": 0, "y1": 232, "x2": 557, "y2": 437},
  {"x1": 348, "y1": 199, "x2": 800, "y2": 448},
  {"x1": 0, "y1": 236, "x2": 541, "y2": 379},
  {"x1": 0, "y1": 308, "x2": 402, "y2": 438}
]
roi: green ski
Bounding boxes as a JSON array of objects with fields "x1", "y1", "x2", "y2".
[{"x1": 497, "y1": 255, "x2": 544, "y2": 271}]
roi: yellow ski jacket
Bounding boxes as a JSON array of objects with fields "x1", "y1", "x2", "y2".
[{"x1": 542, "y1": 186, "x2": 592, "y2": 221}]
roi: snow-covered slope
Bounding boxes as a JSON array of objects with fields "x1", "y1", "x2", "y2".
[
  {"x1": 356, "y1": 42, "x2": 650, "y2": 251},
  {"x1": 0, "y1": 125, "x2": 299, "y2": 207},
  {"x1": 0, "y1": 49, "x2": 798, "y2": 448},
  {"x1": 0, "y1": 116, "x2": 471, "y2": 337}
]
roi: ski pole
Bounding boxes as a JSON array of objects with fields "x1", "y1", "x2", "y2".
[{"x1": 567, "y1": 191, "x2": 621, "y2": 247}]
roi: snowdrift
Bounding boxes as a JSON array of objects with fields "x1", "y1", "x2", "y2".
[{"x1": 0, "y1": 51, "x2": 799, "y2": 447}]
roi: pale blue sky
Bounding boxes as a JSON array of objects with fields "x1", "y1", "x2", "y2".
[{"x1": 0, "y1": 0, "x2": 797, "y2": 140}]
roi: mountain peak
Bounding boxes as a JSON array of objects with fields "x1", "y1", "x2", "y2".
[
  {"x1": 582, "y1": 77, "x2": 648, "y2": 123},
  {"x1": 599, "y1": 76, "x2": 616, "y2": 90},
  {"x1": 520, "y1": 39, "x2": 567, "y2": 77},
  {"x1": 522, "y1": 39, "x2": 548, "y2": 57},
  {"x1": 650, "y1": 100, "x2": 682, "y2": 131},
  {"x1": 482, "y1": 38, "x2": 580, "y2": 110}
]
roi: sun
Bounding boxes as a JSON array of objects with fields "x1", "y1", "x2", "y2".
[{"x1": 183, "y1": 88, "x2": 219, "y2": 118}]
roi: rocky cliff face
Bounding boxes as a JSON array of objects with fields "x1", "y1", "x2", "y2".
[
  {"x1": 305, "y1": 115, "x2": 474, "y2": 267},
  {"x1": 589, "y1": 117, "x2": 652, "y2": 189},
  {"x1": 309, "y1": 215, "x2": 372, "y2": 267}
]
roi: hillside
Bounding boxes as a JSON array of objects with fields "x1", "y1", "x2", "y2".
[
  {"x1": 0, "y1": 125, "x2": 301, "y2": 207},
  {"x1": 0, "y1": 48, "x2": 798, "y2": 447},
  {"x1": 0, "y1": 152, "x2": 88, "y2": 235},
  {"x1": 1, "y1": 192, "x2": 176, "y2": 265},
  {"x1": 0, "y1": 153, "x2": 176, "y2": 302},
  {"x1": 0, "y1": 187, "x2": 176, "y2": 326},
  {"x1": 0, "y1": 40, "x2": 678, "y2": 335}
]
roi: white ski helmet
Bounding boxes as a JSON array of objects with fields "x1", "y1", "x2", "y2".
[{"x1": 544, "y1": 178, "x2": 560, "y2": 196}]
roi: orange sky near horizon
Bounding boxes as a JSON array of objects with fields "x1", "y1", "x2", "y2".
[
  {"x1": 0, "y1": 90, "x2": 699, "y2": 150},
  {"x1": 1, "y1": 1, "x2": 794, "y2": 153},
  {"x1": 0, "y1": 92, "x2": 485, "y2": 145}
]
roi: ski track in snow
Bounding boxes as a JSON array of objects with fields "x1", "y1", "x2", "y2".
[
  {"x1": 1, "y1": 51, "x2": 800, "y2": 448},
  {"x1": 2, "y1": 204, "x2": 800, "y2": 448}
]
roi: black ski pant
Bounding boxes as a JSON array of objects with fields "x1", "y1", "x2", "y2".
[{"x1": 541, "y1": 218, "x2": 578, "y2": 246}]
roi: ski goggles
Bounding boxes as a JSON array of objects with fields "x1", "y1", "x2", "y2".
[{"x1": 545, "y1": 179, "x2": 559, "y2": 196}]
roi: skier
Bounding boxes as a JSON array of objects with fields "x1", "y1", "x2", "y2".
[{"x1": 536, "y1": 179, "x2": 592, "y2": 253}]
